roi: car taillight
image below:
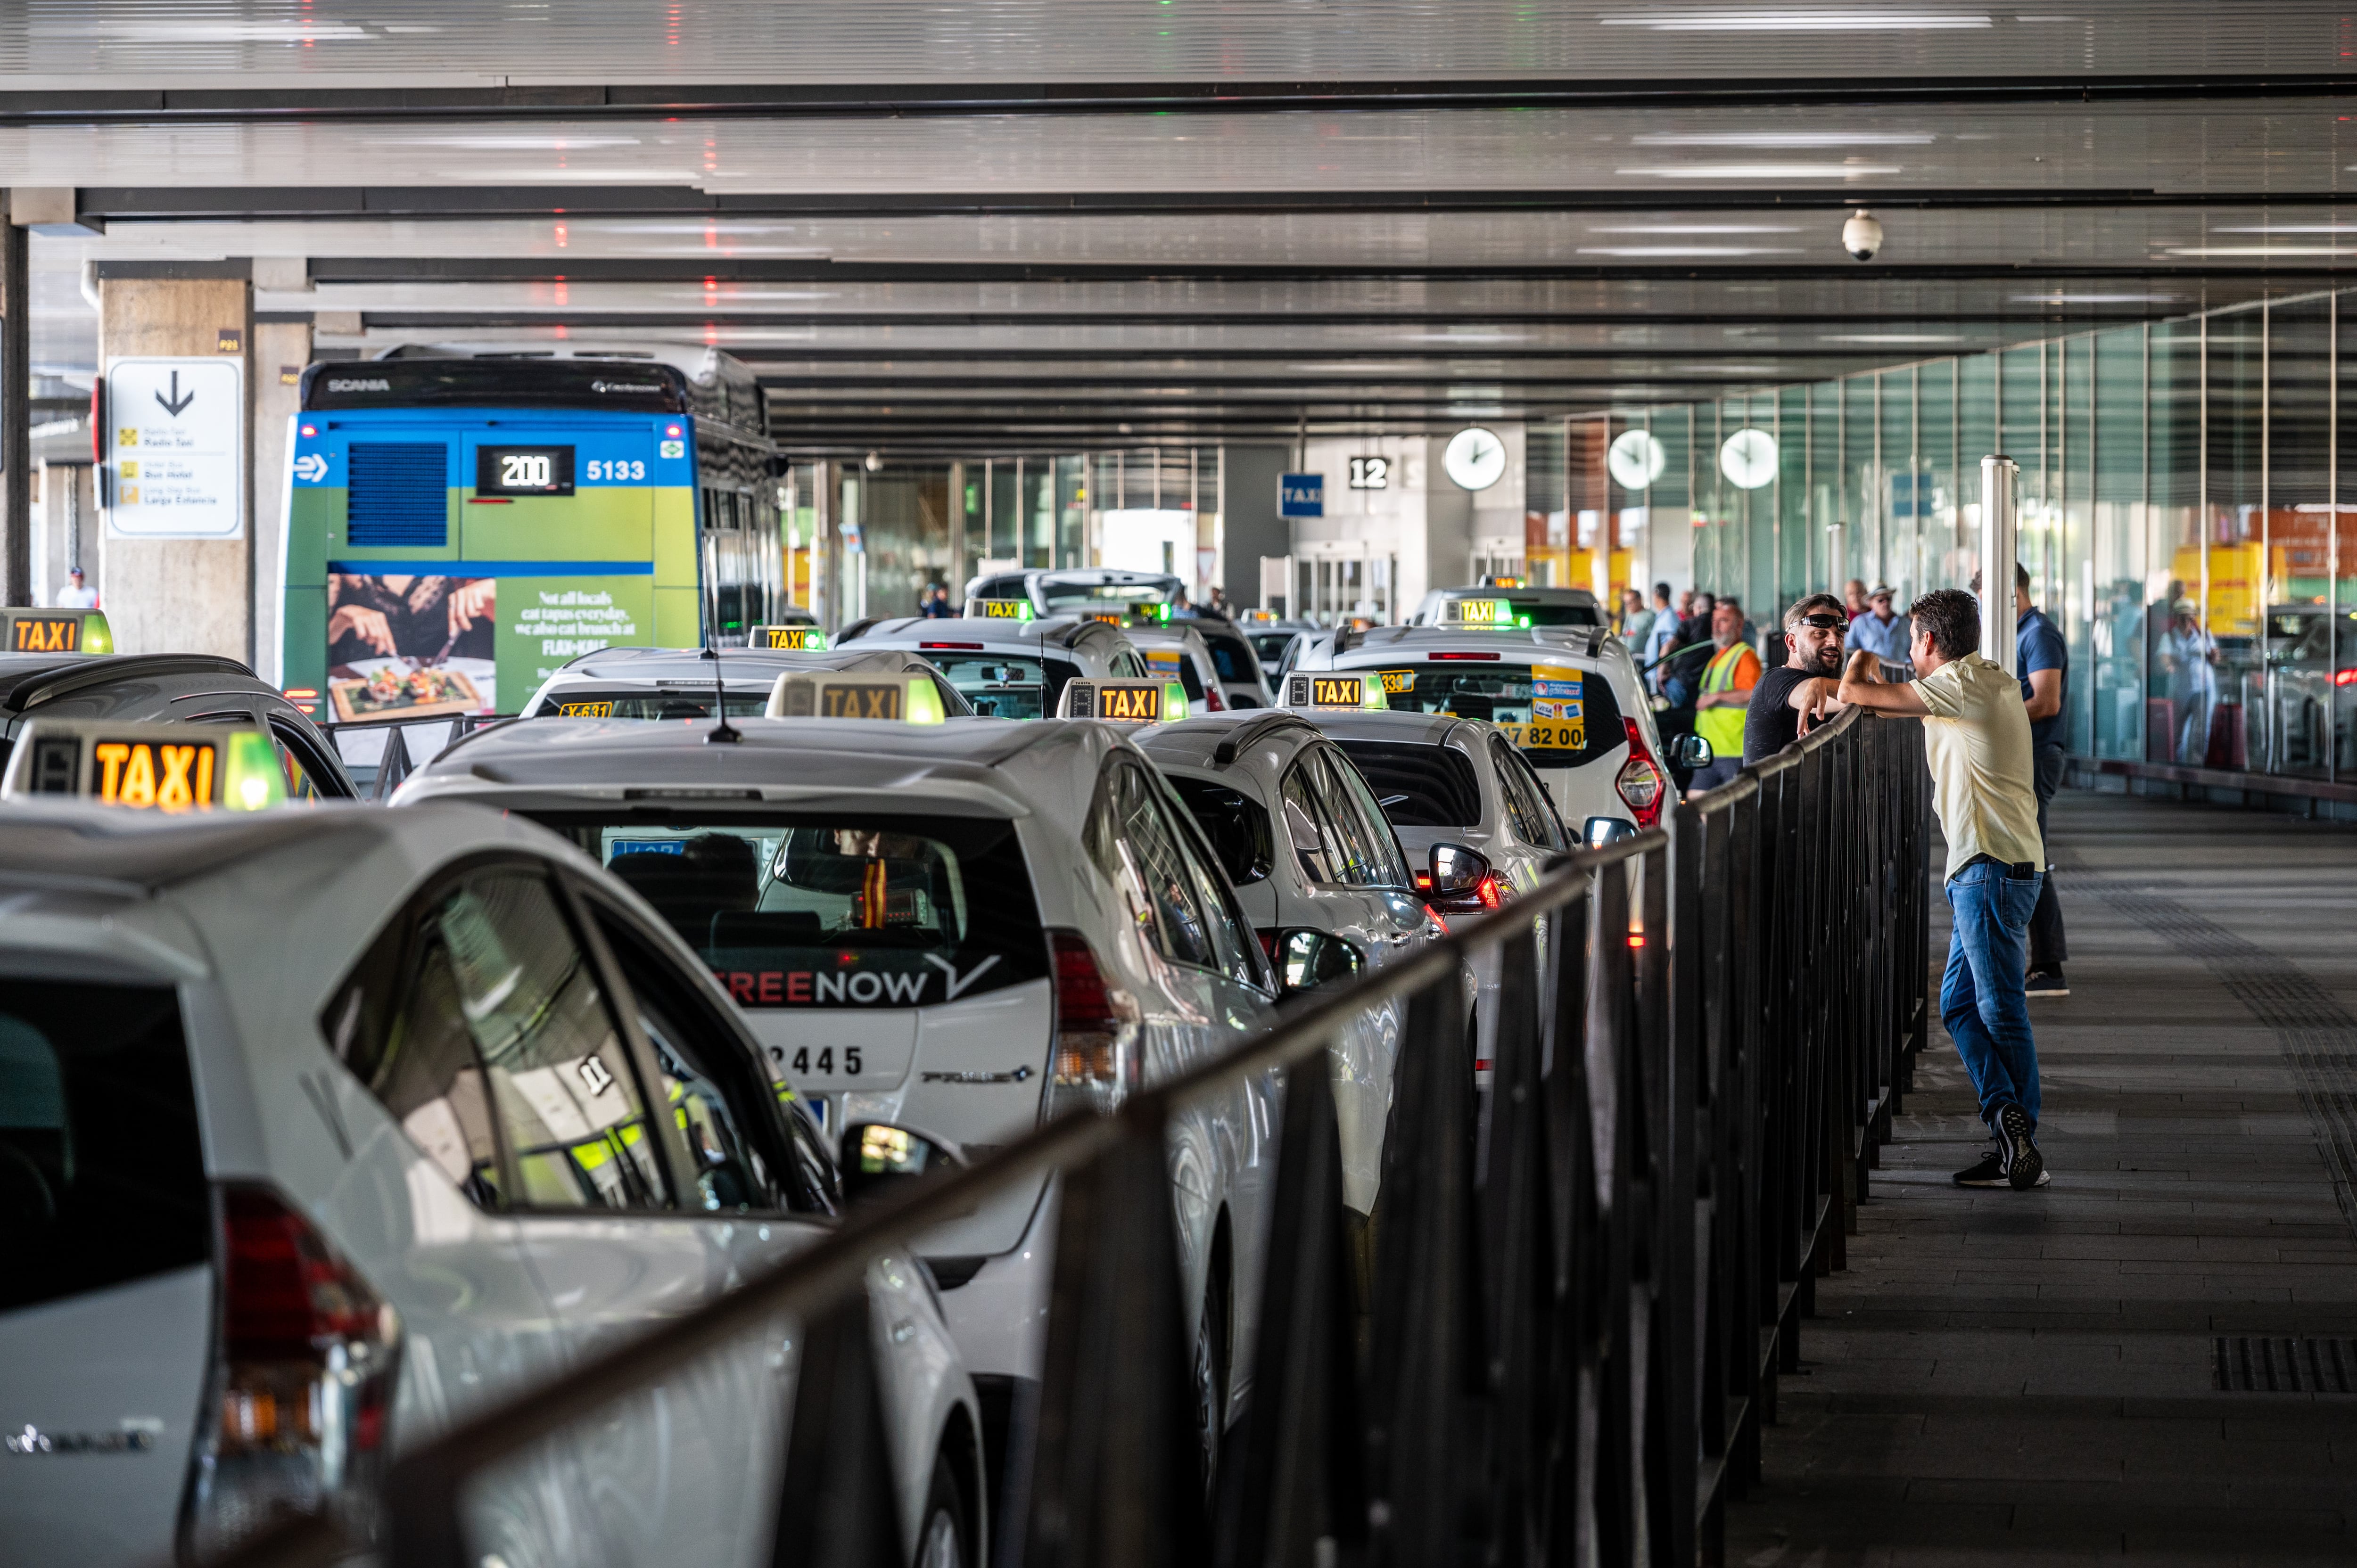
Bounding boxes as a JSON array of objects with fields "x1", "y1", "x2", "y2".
[
  {"x1": 1615, "y1": 716, "x2": 1666, "y2": 829},
  {"x1": 188, "y1": 1184, "x2": 401, "y2": 1559},
  {"x1": 1203, "y1": 683, "x2": 1226, "y2": 712},
  {"x1": 1476, "y1": 872, "x2": 1502, "y2": 909},
  {"x1": 1043, "y1": 930, "x2": 1142, "y2": 1120}
]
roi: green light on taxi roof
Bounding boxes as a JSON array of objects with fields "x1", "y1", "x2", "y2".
[
  {"x1": 223, "y1": 731, "x2": 287, "y2": 811},
  {"x1": 1156, "y1": 602, "x2": 1172, "y2": 623},
  {"x1": 1163, "y1": 680, "x2": 1187, "y2": 722},
  {"x1": 80, "y1": 612, "x2": 113, "y2": 655},
  {"x1": 907, "y1": 678, "x2": 946, "y2": 725},
  {"x1": 1517, "y1": 614, "x2": 1532, "y2": 628}
]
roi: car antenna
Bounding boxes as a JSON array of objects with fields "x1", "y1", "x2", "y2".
[{"x1": 701, "y1": 643, "x2": 742, "y2": 744}]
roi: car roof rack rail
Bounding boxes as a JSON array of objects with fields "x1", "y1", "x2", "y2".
[{"x1": 1211, "y1": 711, "x2": 1317, "y2": 766}]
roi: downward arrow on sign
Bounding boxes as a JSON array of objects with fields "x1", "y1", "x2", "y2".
[{"x1": 155, "y1": 371, "x2": 195, "y2": 417}]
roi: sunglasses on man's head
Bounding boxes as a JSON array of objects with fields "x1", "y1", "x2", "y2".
[{"x1": 1791, "y1": 612, "x2": 1847, "y2": 630}]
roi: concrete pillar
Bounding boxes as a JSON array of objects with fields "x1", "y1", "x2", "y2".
[
  {"x1": 2, "y1": 205, "x2": 26, "y2": 606},
  {"x1": 947, "y1": 460, "x2": 966, "y2": 596},
  {"x1": 97, "y1": 267, "x2": 253, "y2": 662},
  {"x1": 252, "y1": 319, "x2": 312, "y2": 685},
  {"x1": 811, "y1": 460, "x2": 837, "y2": 632}
]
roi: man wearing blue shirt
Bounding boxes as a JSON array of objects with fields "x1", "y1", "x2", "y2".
[
  {"x1": 1977, "y1": 563, "x2": 2069, "y2": 996},
  {"x1": 1844, "y1": 583, "x2": 1910, "y2": 668}
]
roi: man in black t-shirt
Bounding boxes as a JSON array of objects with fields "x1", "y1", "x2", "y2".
[{"x1": 1743, "y1": 592, "x2": 1853, "y2": 765}]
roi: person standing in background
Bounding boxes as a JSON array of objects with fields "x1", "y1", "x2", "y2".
[
  {"x1": 1688, "y1": 597, "x2": 1758, "y2": 790},
  {"x1": 1844, "y1": 578, "x2": 1871, "y2": 622},
  {"x1": 1845, "y1": 584, "x2": 1910, "y2": 670},
  {"x1": 1642, "y1": 581, "x2": 1679, "y2": 690},
  {"x1": 57, "y1": 566, "x2": 98, "y2": 609},
  {"x1": 1976, "y1": 563, "x2": 2071, "y2": 998},
  {"x1": 1838, "y1": 588, "x2": 2048, "y2": 1192},
  {"x1": 1617, "y1": 587, "x2": 1655, "y2": 653}
]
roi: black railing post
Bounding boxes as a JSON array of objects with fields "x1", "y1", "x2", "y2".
[
  {"x1": 1475, "y1": 917, "x2": 1552, "y2": 1565},
  {"x1": 771, "y1": 1291, "x2": 905, "y2": 1568}
]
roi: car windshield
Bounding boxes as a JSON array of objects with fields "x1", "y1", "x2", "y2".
[
  {"x1": 533, "y1": 688, "x2": 770, "y2": 719},
  {"x1": 1038, "y1": 580, "x2": 1178, "y2": 611},
  {"x1": 1198, "y1": 629, "x2": 1261, "y2": 684},
  {"x1": 1333, "y1": 739, "x2": 1483, "y2": 827},
  {"x1": 526, "y1": 812, "x2": 1050, "y2": 1009},
  {"x1": 1369, "y1": 662, "x2": 1624, "y2": 768},
  {"x1": 920, "y1": 651, "x2": 1081, "y2": 720}
]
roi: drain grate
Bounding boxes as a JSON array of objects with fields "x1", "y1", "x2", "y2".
[{"x1": 2214, "y1": 1337, "x2": 2357, "y2": 1392}]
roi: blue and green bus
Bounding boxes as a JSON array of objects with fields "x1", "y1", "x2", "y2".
[{"x1": 280, "y1": 347, "x2": 779, "y2": 724}]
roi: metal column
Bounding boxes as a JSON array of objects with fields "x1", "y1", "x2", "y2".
[
  {"x1": 1, "y1": 199, "x2": 25, "y2": 606},
  {"x1": 1980, "y1": 454, "x2": 2020, "y2": 674}
]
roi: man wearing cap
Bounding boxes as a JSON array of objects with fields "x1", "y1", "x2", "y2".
[
  {"x1": 57, "y1": 566, "x2": 99, "y2": 610},
  {"x1": 1844, "y1": 583, "x2": 1909, "y2": 670}
]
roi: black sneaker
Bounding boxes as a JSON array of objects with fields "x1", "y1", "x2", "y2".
[
  {"x1": 1952, "y1": 1148, "x2": 2009, "y2": 1187},
  {"x1": 2025, "y1": 969, "x2": 2069, "y2": 998},
  {"x1": 1998, "y1": 1104, "x2": 2044, "y2": 1191}
]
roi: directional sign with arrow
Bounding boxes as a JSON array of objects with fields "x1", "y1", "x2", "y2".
[{"x1": 105, "y1": 356, "x2": 244, "y2": 541}]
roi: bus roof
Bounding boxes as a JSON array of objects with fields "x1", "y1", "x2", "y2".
[{"x1": 298, "y1": 347, "x2": 768, "y2": 442}]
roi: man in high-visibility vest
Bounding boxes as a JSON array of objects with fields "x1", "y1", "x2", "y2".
[{"x1": 1687, "y1": 597, "x2": 1758, "y2": 790}]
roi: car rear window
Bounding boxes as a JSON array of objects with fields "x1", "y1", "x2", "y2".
[
  {"x1": 534, "y1": 688, "x2": 770, "y2": 720},
  {"x1": 1332, "y1": 739, "x2": 1483, "y2": 828},
  {"x1": 921, "y1": 651, "x2": 1082, "y2": 720},
  {"x1": 1166, "y1": 775, "x2": 1274, "y2": 886},
  {"x1": 1141, "y1": 649, "x2": 1206, "y2": 700},
  {"x1": 0, "y1": 980, "x2": 209, "y2": 1312},
  {"x1": 1198, "y1": 630, "x2": 1261, "y2": 685},
  {"x1": 526, "y1": 812, "x2": 1050, "y2": 1008},
  {"x1": 1367, "y1": 662, "x2": 1624, "y2": 769}
]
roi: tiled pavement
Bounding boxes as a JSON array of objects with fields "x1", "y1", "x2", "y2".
[{"x1": 1724, "y1": 790, "x2": 2357, "y2": 1566}]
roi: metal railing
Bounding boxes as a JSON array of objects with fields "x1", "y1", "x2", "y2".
[
  {"x1": 318, "y1": 713, "x2": 516, "y2": 800},
  {"x1": 224, "y1": 703, "x2": 1929, "y2": 1568}
]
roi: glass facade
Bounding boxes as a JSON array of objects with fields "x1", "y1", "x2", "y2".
[{"x1": 1640, "y1": 290, "x2": 2357, "y2": 790}]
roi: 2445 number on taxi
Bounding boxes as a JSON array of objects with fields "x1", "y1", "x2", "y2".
[{"x1": 787, "y1": 1046, "x2": 864, "y2": 1077}]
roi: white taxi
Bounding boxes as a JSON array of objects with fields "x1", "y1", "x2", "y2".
[
  {"x1": 1124, "y1": 622, "x2": 1236, "y2": 715},
  {"x1": 0, "y1": 791, "x2": 982, "y2": 1568},
  {"x1": 390, "y1": 680, "x2": 1282, "y2": 1478},
  {"x1": 1406, "y1": 583, "x2": 1606, "y2": 629},
  {"x1": 1284, "y1": 616, "x2": 1682, "y2": 837},
  {"x1": 1131, "y1": 710, "x2": 1443, "y2": 1217},
  {"x1": 520, "y1": 643, "x2": 974, "y2": 722},
  {"x1": 835, "y1": 612, "x2": 1150, "y2": 719}
]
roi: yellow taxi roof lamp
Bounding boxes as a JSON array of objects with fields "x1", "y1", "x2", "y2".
[
  {"x1": 747, "y1": 624, "x2": 826, "y2": 650},
  {"x1": 1055, "y1": 679, "x2": 1187, "y2": 724},
  {"x1": 766, "y1": 672, "x2": 946, "y2": 723},
  {"x1": 964, "y1": 597, "x2": 1035, "y2": 622},
  {"x1": 0, "y1": 719, "x2": 286, "y2": 812},
  {"x1": 1280, "y1": 673, "x2": 1388, "y2": 711},
  {"x1": 3, "y1": 607, "x2": 112, "y2": 656}
]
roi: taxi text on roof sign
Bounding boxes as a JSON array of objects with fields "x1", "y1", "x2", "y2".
[
  {"x1": 0, "y1": 720, "x2": 288, "y2": 812},
  {"x1": 747, "y1": 624, "x2": 826, "y2": 650},
  {"x1": 766, "y1": 672, "x2": 947, "y2": 724},
  {"x1": 1056, "y1": 679, "x2": 1187, "y2": 723},
  {"x1": 965, "y1": 598, "x2": 1035, "y2": 621},
  {"x1": 3, "y1": 608, "x2": 112, "y2": 655},
  {"x1": 1446, "y1": 597, "x2": 1513, "y2": 625},
  {"x1": 1282, "y1": 673, "x2": 1388, "y2": 711}
]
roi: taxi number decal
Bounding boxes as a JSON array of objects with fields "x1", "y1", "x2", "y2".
[
  {"x1": 978, "y1": 600, "x2": 1030, "y2": 619},
  {"x1": 1099, "y1": 684, "x2": 1162, "y2": 721},
  {"x1": 790, "y1": 1047, "x2": 865, "y2": 1076},
  {"x1": 556, "y1": 700, "x2": 616, "y2": 718},
  {"x1": 1309, "y1": 676, "x2": 1363, "y2": 706},
  {"x1": 819, "y1": 683, "x2": 903, "y2": 720},
  {"x1": 1452, "y1": 599, "x2": 1508, "y2": 624},
  {"x1": 1381, "y1": 670, "x2": 1417, "y2": 693},
  {"x1": 12, "y1": 616, "x2": 78, "y2": 652},
  {"x1": 1498, "y1": 721, "x2": 1586, "y2": 751},
  {"x1": 93, "y1": 740, "x2": 216, "y2": 811}
]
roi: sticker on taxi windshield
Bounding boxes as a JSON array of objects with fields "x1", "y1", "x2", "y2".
[
  {"x1": 1509, "y1": 665, "x2": 1585, "y2": 752},
  {"x1": 748, "y1": 624, "x2": 826, "y2": 650},
  {"x1": 1057, "y1": 679, "x2": 1186, "y2": 722},
  {"x1": 0, "y1": 720, "x2": 287, "y2": 812},
  {"x1": 555, "y1": 699, "x2": 617, "y2": 718},
  {"x1": 766, "y1": 673, "x2": 947, "y2": 723},
  {"x1": 967, "y1": 598, "x2": 1035, "y2": 621},
  {"x1": 1380, "y1": 670, "x2": 1417, "y2": 694}
]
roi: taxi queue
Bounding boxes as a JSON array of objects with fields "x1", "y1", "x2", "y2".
[{"x1": 0, "y1": 582, "x2": 1690, "y2": 1568}]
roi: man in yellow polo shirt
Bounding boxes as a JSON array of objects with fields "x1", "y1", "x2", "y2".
[
  {"x1": 1688, "y1": 596, "x2": 1759, "y2": 790},
  {"x1": 1837, "y1": 587, "x2": 2048, "y2": 1192}
]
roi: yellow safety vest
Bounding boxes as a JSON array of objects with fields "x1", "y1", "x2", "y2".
[{"x1": 1693, "y1": 644, "x2": 1754, "y2": 756}]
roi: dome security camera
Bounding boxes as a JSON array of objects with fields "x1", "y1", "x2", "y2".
[
  {"x1": 1842, "y1": 209, "x2": 1884, "y2": 263},
  {"x1": 863, "y1": 451, "x2": 883, "y2": 473}
]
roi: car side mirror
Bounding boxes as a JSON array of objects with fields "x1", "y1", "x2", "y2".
[
  {"x1": 1583, "y1": 815, "x2": 1639, "y2": 850},
  {"x1": 1427, "y1": 841, "x2": 1490, "y2": 898},
  {"x1": 1277, "y1": 928, "x2": 1363, "y2": 995},
  {"x1": 1677, "y1": 733, "x2": 1714, "y2": 768},
  {"x1": 838, "y1": 1122, "x2": 962, "y2": 1207}
]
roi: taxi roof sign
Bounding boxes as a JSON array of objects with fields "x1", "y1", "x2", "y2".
[
  {"x1": 964, "y1": 597, "x2": 1035, "y2": 622},
  {"x1": 3, "y1": 607, "x2": 112, "y2": 656},
  {"x1": 1056, "y1": 679, "x2": 1187, "y2": 724},
  {"x1": 766, "y1": 672, "x2": 947, "y2": 724},
  {"x1": 746, "y1": 624, "x2": 826, "y2": 650},
  {"x1": 1281, "y1": 672, "x2": 1388, "y2": 711},
  {"x1": 0, "y1": 719, "x2": 286, "y2": 813},
  {"x1": 1441, "y1": 596, "x2": 1529, "y2": 628}
]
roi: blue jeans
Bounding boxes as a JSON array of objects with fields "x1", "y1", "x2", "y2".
[{"x1": 1941, "y1": 860, "x2": 2044, "y2": 1132}]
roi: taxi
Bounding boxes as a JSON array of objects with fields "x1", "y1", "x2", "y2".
[
  {"x1": 520, "y1": 643, "x2": 974, "y2": 721},
  {"x1": 1124, "y1": 621, "x2": 1238, "y2": 713},
  {"x1": 964, "y1": 566, "x2": 1184, "y2": 619},
  {"x1": 835, "y1": 611, "x2": 1151, "y2": 719},
  {"x1": 1406, "y1": 583, "x2": 1606, "y2": 629},
  {"x1": 0, "y1": 649, "x2": 357, "y2": 800},
  {"x1": 0, "y1": 789, "x2": 983, "y2": 1568},
  {"x1": 1130, "y1": 708, "x2": 1443, "y2": 1218},
  {"x1": 390, "y1": 677, "x2": 1282, "y2": 1475},
  {"x1": 1284, "y1": 611, "x2": 1686, "y2": 835}
]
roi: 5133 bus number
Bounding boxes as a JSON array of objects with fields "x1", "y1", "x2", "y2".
[{"x1": 584, "y1": 459, "x2": 646, "y2": 482}]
